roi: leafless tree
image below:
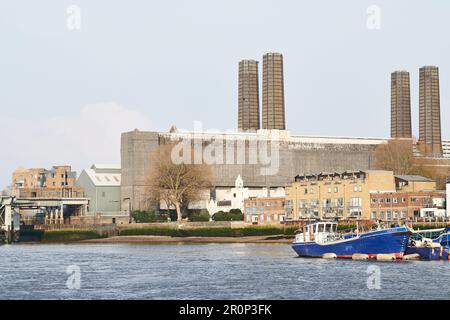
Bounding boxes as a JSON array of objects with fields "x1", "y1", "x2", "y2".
[
  {"x1": 145, "y1": 143, "x2": 212, "y2": 222},
  {"x1": 373, "y1": 139, "x2": 416, "y2": 175},
  {"x1": 374, "y1": 139, "x2": 450, "y2": 189}
]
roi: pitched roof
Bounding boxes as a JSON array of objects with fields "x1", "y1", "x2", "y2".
[
  {"x1": 395, "y1": 175, "x2": 433, "y2": 182},
  {"x1": 84, "y1": 169, "x2": 121, "y2": 187}
]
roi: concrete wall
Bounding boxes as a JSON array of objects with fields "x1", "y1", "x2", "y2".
[
  {"x1": 121, "y1": 129, "x2": 385, "y2": 212},
  {"x1": 121, "y1": 130, "x2": 160, "y2": 212}
]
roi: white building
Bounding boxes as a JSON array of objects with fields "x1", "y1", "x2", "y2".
[{"x1": 205, "y1": 175, "x2": 285, "y2": 215}]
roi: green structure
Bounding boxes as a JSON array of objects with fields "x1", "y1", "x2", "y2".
[{"x1": 76, "y1": 164, "x2": 121, "y2": 214}]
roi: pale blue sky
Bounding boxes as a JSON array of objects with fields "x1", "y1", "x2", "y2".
[{"x1": 0, "y1": 0, "x2": 449, "y2": 188}]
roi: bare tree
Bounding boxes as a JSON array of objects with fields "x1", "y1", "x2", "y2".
[
  {"x1": 373, "y1": 139, "x2": 416, "y2": 175},
  {"x1": 374, "y1": 139, "x2": 450, "y2": 189},
  {"x1": 145, "y1": 143, "x2": 212, "y2": 222}
]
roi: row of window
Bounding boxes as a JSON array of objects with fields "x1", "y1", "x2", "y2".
[
  {"x1": 245, "y1": 213, "x2": 284, "y2": 223},
  {"x1": 371, "y1": 211, "x2": 407, "y2": 220},
  {"x1": 245, "y1": 201, "x2": 284, "y2": 207},
  {"x1": 370, "y1": 197, "x2": 421, "y2": 204},
  {"x1": 302, "y1": 185, "x2": 363, "y2": 195},
  {"x1": 297, "y1": 197, "x2": 362, "y2": 208}
]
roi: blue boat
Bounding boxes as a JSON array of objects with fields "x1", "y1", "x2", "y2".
[
  {"x1": 411, "y1": 228, "x2": 450, "y2": 248},
  {"x1": 292, "y1": 222, "x2": 411, "y2": 258},
  {"x1": 406, "y1": 230, "x2": 450, "y2": 260},
  {"x1": 405, "y1": 246, "x2": 441, "y2": 260}
]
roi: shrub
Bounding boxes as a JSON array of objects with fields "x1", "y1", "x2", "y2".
[
  {"x1": 41, "y1": 230, "x2": 105, "y2": 243},
  {"x1": 337, "y1": 224, "x2": 356, "y2": 232},
  {"x1": 213, "y1": 209, "x2": 244, "y2": 221},
  {"x1": 119, "y1": 226, "x2": 291, "y2": 237},
  {"x1": 132, "y1": 210, "x2": 170, "y2": 223},
  {"x1": 189, "y1": 209, "x2": 211, "y2": 222}
]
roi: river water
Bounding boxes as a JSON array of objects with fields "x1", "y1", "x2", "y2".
[{"x1": 0, "y1": 243, "x2": 449, "y2": 299}]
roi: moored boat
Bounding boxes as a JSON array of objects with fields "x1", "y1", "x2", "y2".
[
  {"x1": 410, "y1": 228, "x2": 450, "y2": 248},
  {"x1": 292, "y1": 221, "x2": 411, "y2": 258},
  {"x1": 407, "y1": 230, "x2": 450, "y2": 260}
]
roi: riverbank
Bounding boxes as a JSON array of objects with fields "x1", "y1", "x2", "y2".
[
  {"x1": 81, "y1": 235, "x2": 293, "y2": 244},
  {"x1": 19, "y1": 225, "x2": 295, "y2": 244}
]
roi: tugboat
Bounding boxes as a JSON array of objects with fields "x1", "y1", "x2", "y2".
[{"x1": 292, "y1": 221, "x2": 411, "y2": 258}]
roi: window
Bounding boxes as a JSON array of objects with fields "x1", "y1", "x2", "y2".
[
  {"x1": 327, "y1": 187, "x2": 332, "y2": 193},
  {"x1": 358, "y1": 186, "x2": 362, "y2": 192},
  {"x1": 371, "y1": 212, "x2": 377, "y2": 219},
  {"x1": 402, "y1": 197, "x2": 406, "y2": 203},
  {"x1": 380, "y1": 212, "x2": 385, "y2": 219},
  {"x1": 102, "y1": 192, "x2": 106, "y2": 198},
  {"x1": 304, "y1": 188, "x2": 308, "y2": 195},
  {"x1": 318, "y1": 224, "x2": 324, "y2": 232},
  {"x1": 386, "y1": 198, "x2": 391, "y2": 203},
  {"x1": 393, "y1": 198, "x2": 398, "y2": 204},
  {"x1": 349, "y1": 197, "x2": 362, "y2": 207},
  {"x1": 386, "y1": 211, "x2": 392, "y2": 220},
  {"x1": 334, "y1": 187, "x2": 338, "y2": 193},
  {"x1": 353, "y1": 186, "x2": 358, "y2": 192},
  {"x1": 393, "y1": 211, "x2": 398, "y2": 219}
]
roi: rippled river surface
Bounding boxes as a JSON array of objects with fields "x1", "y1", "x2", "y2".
[{"x1": 0, "y1": 243, "x2": 449, "y2": 299}]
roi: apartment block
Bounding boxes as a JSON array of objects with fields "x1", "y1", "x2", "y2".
[
  {"x1": 391, "y1": 71, "x2": 412, "y2": 138},
  {"x1": 371, "y1": 175, "x2": 444, "y2": 220},
  {"x1": 262, "y1": 52, "x2": 285, "y2": 130},
  {"x1": 238, "y1": 59, "x2": 260, "y2": 132},
  {"x1": 285, "y1": 170, "x2": 396, "y2": 220},
  {"x1": 419, "y1": 66, "x2": 443, "y2": 156},
  {"x1": 12, "y1": 165, "x2": 79, "y2": 198},
  {"x1": 370, "y1": 190, "x2": 445, "y2": 220}
]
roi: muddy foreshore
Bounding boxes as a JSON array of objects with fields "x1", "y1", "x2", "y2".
[{"x1": 80, "y1": 235, "x2": 294, "y2": 244}]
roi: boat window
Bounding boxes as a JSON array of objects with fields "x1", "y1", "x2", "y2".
[
  {"x1": 318, "y1": 224, "x2": 324, "y2": 233},
  {"x1": 325, "y1": 224, "x2": 332, "y2": 232}
]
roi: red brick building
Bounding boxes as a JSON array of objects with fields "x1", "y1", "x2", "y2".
[
  {"x1": 370, "y1": 175, "x2": 446, "y2": 220},
  {"x1": 244, "y1": 197, "x2": 286, "y2": 224}
]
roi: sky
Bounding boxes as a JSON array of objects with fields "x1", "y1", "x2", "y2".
[{"x1": 0, "y1": 0, "x2": 449, "y2": 189}]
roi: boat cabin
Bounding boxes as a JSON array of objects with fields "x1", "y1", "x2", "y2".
[{"x1": 295, "y1": 222, "x2": 338, "y2": 243}]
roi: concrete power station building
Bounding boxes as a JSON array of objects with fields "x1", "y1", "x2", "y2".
[{"x1": 120, "y1": 57, "x2": 450, "y2": 214}]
